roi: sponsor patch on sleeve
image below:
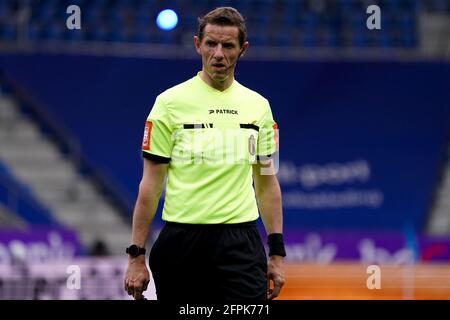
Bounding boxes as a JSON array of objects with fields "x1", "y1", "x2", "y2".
[
  {"x1": 142, "y1": 120, "x2": 153, "y2": 151},
  {"x1": 273, "y1": 122, "x2": 279, "y2": 151}
]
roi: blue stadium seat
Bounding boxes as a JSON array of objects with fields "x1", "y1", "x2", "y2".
[
  {"x1": 26, "y1": 23, "x2": 38, "y2": 40},
  {"x1": 87, "y1": 23, "x2": 110, "y2": 42},
  {"x1": 401, "y1": 32, "x2": 417, "y2": 48},
  {"x1": 108, "y1": 10, "x2": 123, "y2": 27},
  {"x1": 0, "y1": 2, "x2": 11, "y2": 21},
  {"x1": 35, "y1": 1, "x2": 57, "y2": 23},
  {"x1": 64, "y1": 27, "x2": 84, "y2": 41},
  {"x1": 378, "y1": 31, "x2": 393, "y2": 48},
  {"x1": 274, "y1": 31, "x2": 290, "y2": 47},
  {"x1": 350, "y1": 12, "x2": 365, "y2": 32},
  {"x1": 301, "y1": 32, "x2": 317, "y2": 47},
  {"x1": 249, "y1": 23, "x2": 271, "y2": 47},
  {"x1": 46, "y1": 22, "x2": 64, "y2": 40},
  {"x1": 339, "y1": 0, "x2": 353, "y2": 11},
  {"x1": 398, "y1": 13, "x2": 415, "y2": 32},
  {"x1": 132, "y1": 25, "x2": 153, "y2": 44},
  {"x1": 230, "y1": 0, "x2": 252, "y2": 13},
  {"x1": 328, "y1": 32, "x2": 340, "y2": 47},
  {"x1": 155, "y1": 29, "x2": 178, "y2": 45},
  {"x1": 248, "y1": 33, "x2": 267, "y2": 47},
  {"x1": 352, "y1": 32, "x2": 368, "y2": 47},
  {"x1": 110, "y1": 20, "x2": 134, "y2": 43},
  {"x1": 279, "y1": 0, "x2": 299, "y2": 29},
  {"x1": 82, "y1": 4, "x2": 101, "y2": 24},
  {"x1": 0, "y1": 25, "x2": 15, "y2": 41}
]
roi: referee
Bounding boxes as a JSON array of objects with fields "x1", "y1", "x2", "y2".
[{"x1": 124, "y1": 7, "x2": 285, "y2": 301}]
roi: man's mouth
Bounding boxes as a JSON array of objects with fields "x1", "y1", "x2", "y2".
[{"x1": 212, "y1": 63, "x2": 226, "y2": 68}]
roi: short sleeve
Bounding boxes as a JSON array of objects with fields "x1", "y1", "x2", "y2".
[
  {"x1": 141, "y1": 95, "x2": 174, "y2": 163},
  {"x1": 257, "y1": 101, "x2": 278, "y2": 158}
]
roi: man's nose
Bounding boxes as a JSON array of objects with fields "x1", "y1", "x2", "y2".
[{"x1": 213, "y1": 45, "x2": 224, "y2": 59}]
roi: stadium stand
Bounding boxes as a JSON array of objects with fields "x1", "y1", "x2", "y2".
[
  {"x1": 0, "y1": 159, "x2": 57, "y2": 226},
  {"x1": 0, "y1": 80, "x2": 131, "y2": 255},
  {"x1": 0, "y1": 0, "x2": 421, "y2": 48},
  {"x1": 0, "y1": 91, "x2": 58, "y2": 226}
]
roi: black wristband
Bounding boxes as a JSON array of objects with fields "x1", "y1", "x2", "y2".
[{"x1": 267, "y1": 233, "x2": 286, "y2": 257}]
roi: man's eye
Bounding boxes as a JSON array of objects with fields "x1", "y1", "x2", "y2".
[
  {"x1": 223, "y1": 44, "x2": 234, "y2": 48},
  {"x1": 206, "y1": 41, "x2": 216, "y2": 47}
]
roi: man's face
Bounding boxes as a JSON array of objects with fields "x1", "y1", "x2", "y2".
[{"x1": 194, "y1": 24, "x2": 248, "y2": 83}]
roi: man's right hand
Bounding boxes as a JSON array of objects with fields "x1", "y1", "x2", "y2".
[{"x1": 124, "y1": 256, "x2": 150, "y2": 300}]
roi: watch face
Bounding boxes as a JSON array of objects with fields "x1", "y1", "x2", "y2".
[{"x1": 128, "y1": 245, "x2": 139, "y2": 256}]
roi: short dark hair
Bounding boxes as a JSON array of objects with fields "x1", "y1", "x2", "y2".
[{"x1": 197, "y1": 7, "x2": 247, "y2": 47}]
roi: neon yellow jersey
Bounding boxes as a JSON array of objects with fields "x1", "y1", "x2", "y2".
[{"x1": 141, "y1": 72, "x2": 277, "y2": 224}]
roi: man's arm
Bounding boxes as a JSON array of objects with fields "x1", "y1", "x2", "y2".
[
  {"x1": 253, "y1": 160, "x2": 285, "y2": 300},
  {"x1": 124, "y1": 158, "x2": 168, "y2": 300}
]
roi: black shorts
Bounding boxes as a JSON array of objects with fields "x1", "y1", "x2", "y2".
[{"x1": 149, "y1": 220, "x2": 267, "y2": 301}]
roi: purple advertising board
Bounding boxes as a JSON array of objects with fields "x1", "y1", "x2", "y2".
[
  {"x1": 282, "y1": 228, "x2": 450, "y2": 264},
  {"x1": 0, "y1": 228, "x2": 82, "y2": 264}
]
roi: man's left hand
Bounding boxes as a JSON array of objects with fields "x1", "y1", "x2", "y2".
[{"x1": 267, "y1": 255, "x2": 285, "y2": 300}]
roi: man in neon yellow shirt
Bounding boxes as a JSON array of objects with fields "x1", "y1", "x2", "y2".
[{"x1": 124, "y1": 7, "x2": 285, "y2": 301}]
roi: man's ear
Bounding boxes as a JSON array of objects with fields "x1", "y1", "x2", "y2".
[
  {"x1": 194, "y1": 36, "x2": 201, "y2": 55},
  {"x1": 239, "y1": 41, "x2": 249, "y2": 58}
]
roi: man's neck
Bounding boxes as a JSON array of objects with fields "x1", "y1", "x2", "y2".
[{"x1": 200, "y1": 71, "x2": 234, "y2": 92}]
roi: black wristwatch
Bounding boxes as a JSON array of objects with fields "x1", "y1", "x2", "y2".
[{"x1": 126, "y1": 244, "x2": 146, "y2": 257}]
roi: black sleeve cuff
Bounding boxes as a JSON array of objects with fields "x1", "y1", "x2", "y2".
[
  {"x1": 142, "y1": 151, "x2": 171, "y2": 163},
  {"x1": 256, "y1": 154, "x2": 273, "y2": 161}
]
